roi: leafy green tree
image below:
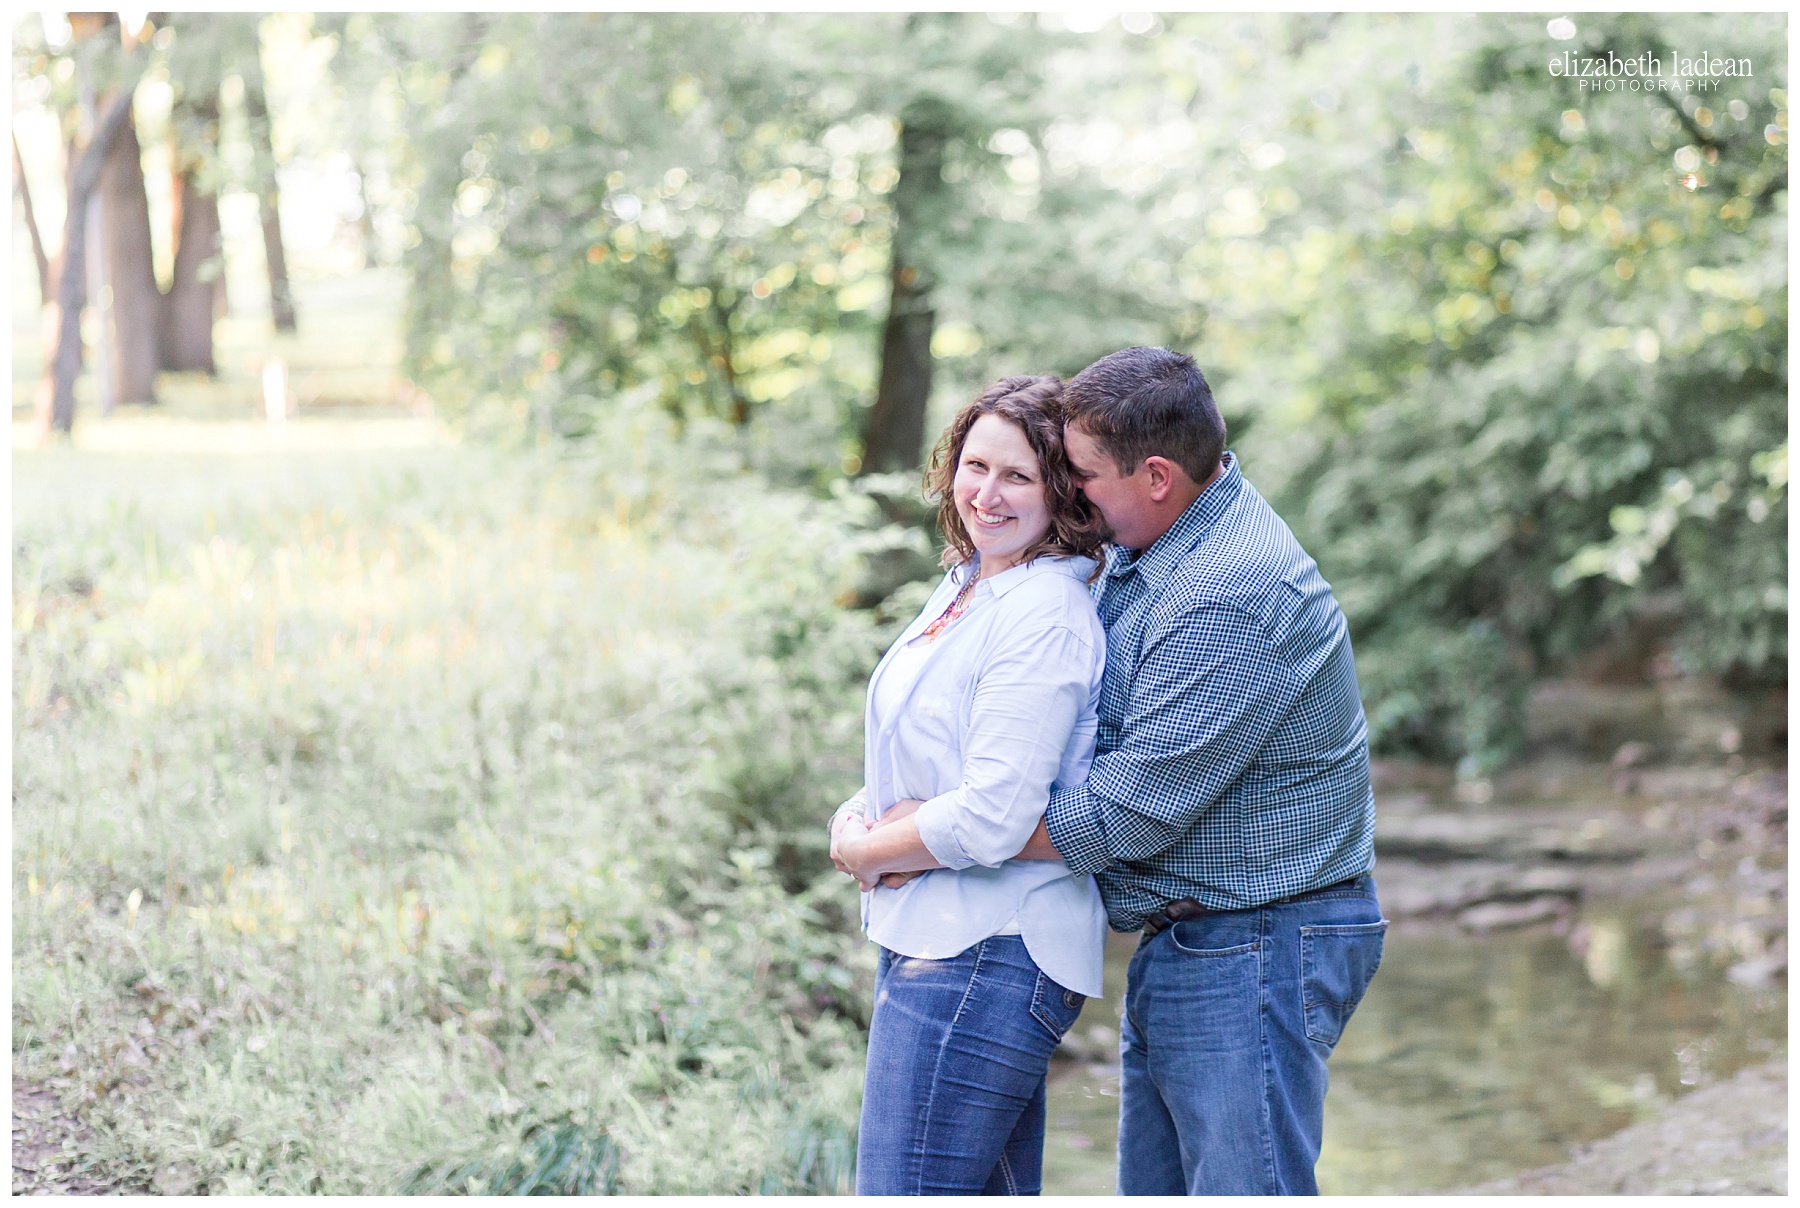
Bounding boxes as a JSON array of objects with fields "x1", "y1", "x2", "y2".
[
  {"x1": 342, "y1": 14, "x2": 1183, "y2": 477},
  {"x1": 851, "y1": 13, "x2": 1185, "y2": 470},
  {"x1": 338, "y1": 16, "x2": 890, "y2": 476},
  {"x1": 1145, "y1": 14, "x2": 1786, "y2": 765}
]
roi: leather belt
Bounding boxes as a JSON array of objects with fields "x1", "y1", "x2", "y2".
[{"x1": 1140, "y1": 876, "x2": 1368, "y2": 938}]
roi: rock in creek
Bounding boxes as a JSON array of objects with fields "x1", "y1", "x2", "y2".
[
  {"x1": 1457, "y1": 895, "x2": 1575, "y2": 932},
  {"x1": 1375, "y1": 811, "x2": 1644, "y2": 863},
  {"x1": 1375, "y1": 857, "x2": 1583, "y2": 924}
]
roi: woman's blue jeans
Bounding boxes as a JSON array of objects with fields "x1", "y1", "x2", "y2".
[
  {"x1": 1116, "y1": 875, "x2": 1386, "y2": 1195},
  {"x1": 857, "y1": 936, "x2": 1086, "y2": 1195}
]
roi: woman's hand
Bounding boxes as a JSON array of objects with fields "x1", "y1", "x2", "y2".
[
  {"x1": 830, "y1": 810, "x2": 871, "y2": 879},
  {"x1": 866, "y1": 800, "x2": 925, "y2": 888},
  {"x1": 839, "y1": 807, "x2": 946, "y2": 890},
  {"x1": 835, "y1": 824, "x2": 885, "y2": 891},
  {"x1": 833, "y1": 814, "x2": 916, "y2": 890}
]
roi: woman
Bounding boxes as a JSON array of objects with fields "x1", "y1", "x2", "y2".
[{"x1": 828, "y1": 374, "x2": 1109, "y2": 1196}]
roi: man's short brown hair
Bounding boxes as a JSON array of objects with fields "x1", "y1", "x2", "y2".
[{"x1": 1062, "y1": 347, "x2": 1225, "y2": 483}]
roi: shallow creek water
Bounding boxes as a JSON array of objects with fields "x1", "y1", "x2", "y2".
[{"x1": 1040, "y1": 898, "x2": 1786, "y2": 1195}]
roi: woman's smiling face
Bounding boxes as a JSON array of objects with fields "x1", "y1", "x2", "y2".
[{"x1": 953, "y1": 413, "x2": 1051, "y2": 576}]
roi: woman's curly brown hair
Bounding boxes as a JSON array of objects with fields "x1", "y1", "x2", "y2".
[{"x1": 924, "y1": 374, "x2": 1109, "y2": 576}]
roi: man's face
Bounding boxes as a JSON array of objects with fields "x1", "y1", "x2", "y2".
[{"x1": 1066, "y1": 423, "x2": 1157, "y2": 551}]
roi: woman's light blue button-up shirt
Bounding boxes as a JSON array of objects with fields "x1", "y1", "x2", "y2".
[{"x1": 861, "y1": 554, "x2": 1109, "y2": 998}]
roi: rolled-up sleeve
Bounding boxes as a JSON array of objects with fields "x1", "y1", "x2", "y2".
[
  {"x1": 913, "y1": 623, "x2": 1097, "y2": 870},
  {"x1": 1045, "y1": 603, "x2": 1300, "y2": 874}
]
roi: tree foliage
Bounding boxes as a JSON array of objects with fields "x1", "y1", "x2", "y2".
[
  {"x1": 1140, "y1": 14, "x2": 1787, "y2": 763},
  {"x1": 234, "y1": 13, "x2": 1800, "y2": 760},
  {"x1": 11, "y1": 11, "x2": 1785, "y2": 763}
]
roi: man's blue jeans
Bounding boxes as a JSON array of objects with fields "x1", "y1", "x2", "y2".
[
  {"x1": 857, "y1": 936, "x2": 1086, "y2": 1195},
  {"x1": 1117, "y1": 876, "x2": 1386, "y2": 1195}
]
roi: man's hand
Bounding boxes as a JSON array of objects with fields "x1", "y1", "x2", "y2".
[{"x1": 869, "y1": 797, "x2": 922, "y2": 829}]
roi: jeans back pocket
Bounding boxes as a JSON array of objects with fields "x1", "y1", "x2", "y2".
[
  {"x1": 1029, "y1": 973, "x2": 1085, "y2": 1043},
  {"x1": 1300, "y1": 920, "x2": 1388, "y2": 1048}
]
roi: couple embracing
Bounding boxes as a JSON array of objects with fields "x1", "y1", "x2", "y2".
[{"x1": 829, "y1": 347, "x2": 1384, "y2": 1196}]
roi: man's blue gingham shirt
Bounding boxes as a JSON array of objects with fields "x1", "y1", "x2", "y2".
[{"x1": 1044, "y1": 452, "x2": 1376, "y2": 932}]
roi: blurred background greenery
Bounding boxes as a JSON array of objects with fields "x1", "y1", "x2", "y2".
[{"x1": 11, "y1": 11, "x2": 1786, "y2": 1196}]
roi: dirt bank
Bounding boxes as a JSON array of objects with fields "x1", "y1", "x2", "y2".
[{"x1": 11, "y1": 1077, "x2": 145, "y2": 1196}]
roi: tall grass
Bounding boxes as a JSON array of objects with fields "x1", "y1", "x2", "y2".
[{"x1": 13, "y1": 422, "x2": 891, "y2": 1193}]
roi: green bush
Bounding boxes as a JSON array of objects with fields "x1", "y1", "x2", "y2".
[{"x1": 12, "y1": 416, "x2": 883, "y2": 1193}]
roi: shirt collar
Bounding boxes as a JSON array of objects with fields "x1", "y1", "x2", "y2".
[
  {"x1": 1103, "y1": 451, "x2": 1242, "y2": 587},
  {"x1": 960, "y1": 552, "x2": 1100, "y2": 597}
]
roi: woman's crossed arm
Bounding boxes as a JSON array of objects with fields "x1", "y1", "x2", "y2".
[{"x1": 833, "y1": 800, "x2": 1059, "y2": 890}]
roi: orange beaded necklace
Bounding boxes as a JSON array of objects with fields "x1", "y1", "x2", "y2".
[{"x1": 918, "y1": 572, "x2": 979, "y2": 643}]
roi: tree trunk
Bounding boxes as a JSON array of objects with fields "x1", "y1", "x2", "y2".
[
  {"x1": 99, "y1": 109, "x2": 161, "y2": 405},
  {"x1": 862, "y1": 99, "x2": 951, "y2": 473},
  {"x1": 261, "y1": 191, "x2": 296, "y2": 330},
  {"x1": 40, "y1": 87, "x2": 138, "y2": 435},
  {"x1": 701, "y1": 292, "x2": 751, "y2": 427},
  {"x1": 13, "y1": 134, "x2": 51, "y2": 304},
  {"x1": 78, "y1": 69, "x2": 114, "y2": 415},
  {"x1": 866, "y1": 306, "x2": 935, "y2": 472},
  {"x1": 244, "y1": 79, "x2": 296, "y2": 331},
  {"x1": 161, "y1": 166, "x2": 222, "y2": 374},
  {"x1": 85, "y1": 192, "x2": 114, "y2": 414},
  {"x1": 351, "y1": 152, "x2": 380, "y2": 265},
  {"x1": 402, "y1": 15, "x2": 489, "y2": 375}
]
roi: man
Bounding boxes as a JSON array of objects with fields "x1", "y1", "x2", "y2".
[{"x1": 1028, "y1": 346, "x2": 1382, "y2": 1195}]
